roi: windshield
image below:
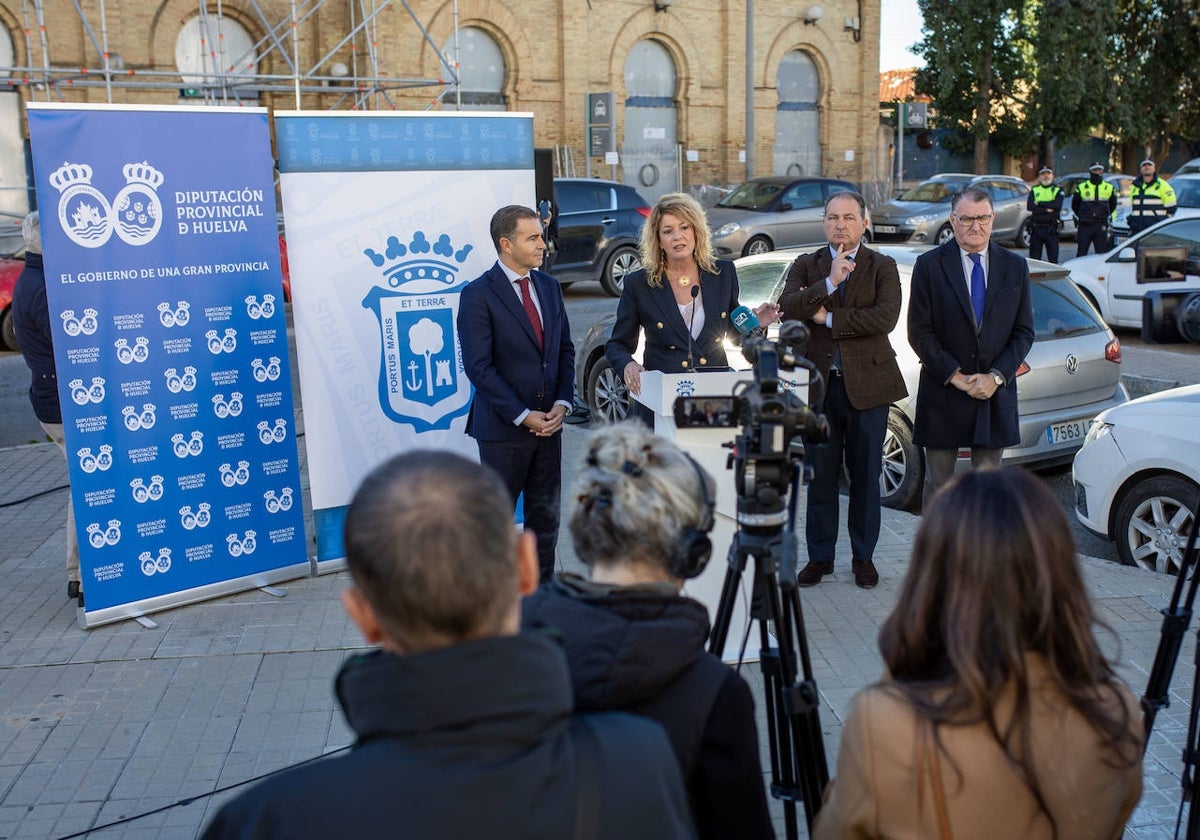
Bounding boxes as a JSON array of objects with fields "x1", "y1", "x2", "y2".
[
  {"x1": 1172, "y1": 179, "x2": 1200, "y2": 208},
  {"x1": 897, "y1": 179, "x2": 967, "y2": 203},
  {"x1": 718, "y1": 181, "x2": 782, "y2": 211}
]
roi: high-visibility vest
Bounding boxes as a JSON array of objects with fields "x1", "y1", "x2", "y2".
[
  {"x1": 1130, "y1": 177, "x2": 1176, "y2": 223},
  {"x1": 1076, "y1": 179, "x2": 1115, "y2": 224}
]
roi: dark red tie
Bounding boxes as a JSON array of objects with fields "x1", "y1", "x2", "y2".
[{"x1": 517, "y1": 277, "x2": 544, "y2": 349}]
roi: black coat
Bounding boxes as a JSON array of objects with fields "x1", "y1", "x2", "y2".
[
  {"x1": 907, "y1": 241, "x2": 1034, "y2": 449},
  {"x1": 201, "y1": 633, "x2": 696, "y2": 839},
  {"x1": 523, "y1": 575, "x2": 775, "y2": 840},
  {"x1": 605, "y1": 260, "x2": 741, "y2": 375},
  {"x1": 11, "y1": 252, "x2": 61, "y2": 424}
]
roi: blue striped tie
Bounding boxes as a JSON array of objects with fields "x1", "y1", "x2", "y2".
[{"x1": 968, "y1": 253, "x2": 985, "y2": 325}]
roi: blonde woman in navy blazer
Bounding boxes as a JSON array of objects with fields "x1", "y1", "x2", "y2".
[{"x1": 605, "y1": 193, "x2": 778, "y2": 412}]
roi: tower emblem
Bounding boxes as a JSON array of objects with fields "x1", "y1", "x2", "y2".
[
  {"x1": 49, "y1": 160, "x2": 165, "y2": 248},
  {"x1": 361, "y1": 230, "x2": 475, "y2": 432}
]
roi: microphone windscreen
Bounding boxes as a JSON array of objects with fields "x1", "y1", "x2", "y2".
[
  {"x1": 691, "y1": 284, "x2": 700, "y2": 299},
  {"x1": 731, "y1": 305, "x2": 761, "y2": 335}
]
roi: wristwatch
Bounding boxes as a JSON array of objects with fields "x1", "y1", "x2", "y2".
[{"x1": 992, "y1": 371, "x2": 1005, "y2": 387}]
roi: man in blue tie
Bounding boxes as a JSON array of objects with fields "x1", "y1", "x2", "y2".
[{"x1": 907, "y1": 187, "x2": 1034, "y2": 500}]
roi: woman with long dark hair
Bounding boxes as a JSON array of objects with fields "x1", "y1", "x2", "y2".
[{"x1": 814, "y1": 467, "x2": 1143, "y2": 839}]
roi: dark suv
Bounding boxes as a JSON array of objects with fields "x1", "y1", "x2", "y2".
[{"x1": 552, "y1": 178, "x2": 650, "y2": 296}]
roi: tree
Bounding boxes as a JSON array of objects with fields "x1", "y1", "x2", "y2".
[
  {"x1": 1026, "y1": 0, "x2": 1119, "y2": 162},
  {"x1": 914, "y1": 0, "x2": 1031, "y2": 172},
  {"x1": 1109, "y1": 0, "x2": 1200, "y2": 164}
]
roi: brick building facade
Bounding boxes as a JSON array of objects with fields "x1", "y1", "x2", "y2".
[{"x1": 0, "y1": 0, "x2": 882, "y2": 204}]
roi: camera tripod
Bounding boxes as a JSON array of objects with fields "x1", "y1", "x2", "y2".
[
  {"x1": 708, "y1": 446, "x2": 829, "y2": 838},
  {"x1": 1139, "y1": 495, "x2": 1200, "y2": 838}
]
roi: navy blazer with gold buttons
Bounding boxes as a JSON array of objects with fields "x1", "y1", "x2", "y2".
[{"x1": 605, "y1": 260, "x2": 741, "y2": 376}]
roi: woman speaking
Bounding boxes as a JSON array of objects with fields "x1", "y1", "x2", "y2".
[{"x1": 605, "y1": 192, "x2": 778, "y2": 414}]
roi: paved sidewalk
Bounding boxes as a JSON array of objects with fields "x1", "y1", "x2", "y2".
[{"x1": 0, "y1": 340, "x2": 1197, "y2": 839}]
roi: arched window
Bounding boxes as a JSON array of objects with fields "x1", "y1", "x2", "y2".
[
  {"x1": 440, "y1": 27, "x2": 506, "y2": 110},
  {"x1": 0, "y1": 24, "x2": 27, "y2": 226},
  {"x1": 175, "y1": 15, "x2": 259, "y2": 103},
  {"x1": 623, "y1": 40, "x2": 678, "y2": 201},
  {"x1": 774, "y1": 50, "x2": 821, "y2": 176}
]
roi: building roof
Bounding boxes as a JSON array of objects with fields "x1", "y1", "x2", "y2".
[{"x1": 879, "y1": 67, "x2": 925, "y2": 102}]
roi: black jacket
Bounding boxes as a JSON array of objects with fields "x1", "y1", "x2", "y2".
[
  {"x1": 12, "y1": 252, "x2": 60, "y2": 424},
  {"x1": 201, "y1": 633, "x2": 696, "y2": 839},
  {"x1": 523, "y1": 575, "x2": 775, "y2": 840}
]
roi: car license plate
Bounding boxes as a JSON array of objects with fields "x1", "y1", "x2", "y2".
[
  {"x1": 874, "y1": 225, "x2": 897, "y2": 234},
  {"x1": 1046, "y1": 420, "x2": 1088, "y2": 446}
]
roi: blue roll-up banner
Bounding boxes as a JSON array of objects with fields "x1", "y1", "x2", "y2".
[
  {"x1": 27, "y1": 103, "x2": 309, "y2": 628},
  {"x1": 275, "y1": 112, "x2": 535, "y2": 570}
]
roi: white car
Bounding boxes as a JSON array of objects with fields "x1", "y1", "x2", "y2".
[
  {"x1": 1073, "y1": 385, "x2": 1200, "y2": 574},
  {"x1": 1064, "y1": 214, "x2": 1200, "y2": 328}
]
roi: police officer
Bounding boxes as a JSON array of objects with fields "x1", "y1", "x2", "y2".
[
  {"x1": 1072, "y1": 162, "x2": 1118, "y2": 256},
  {"x1": 1128, "y1": 158, "x2": 1176, "y2": 235},
  {"x1": 1027, "y1": 165, "x2": 1064, "y2": 262}
]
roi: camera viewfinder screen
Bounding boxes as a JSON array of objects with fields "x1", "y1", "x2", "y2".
[{"x1": 674, "y1": 397, "x2": 736, "y2": 428}]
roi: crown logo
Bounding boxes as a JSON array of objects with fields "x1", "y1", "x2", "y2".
[
  {"x1": 675, "y1": 379, "x2": 696, "y2": 396},
  {"x1": 363, "y1": 230, "x2": 474, "y2": 288},
  {"x1": 122, "y1": 161, "x2": 164, "y2": 190},
  {"x1": 49, "y1": 161, "x2": 94, "y2": 193}
]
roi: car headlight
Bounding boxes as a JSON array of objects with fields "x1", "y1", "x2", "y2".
[
  {"x1": 1083, "y1": 420, "x2": 1113, "y2": 446},
  {"x1": 905, "y1": 214, "x2": 937, "y2": 225},
  {"x1": 714, "y1": 222, "x2": 742, "y2": 238}
]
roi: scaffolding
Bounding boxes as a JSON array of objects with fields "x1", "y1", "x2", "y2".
[{"x1": 0, "y1": 0, "x2": 465, "y2": 111}]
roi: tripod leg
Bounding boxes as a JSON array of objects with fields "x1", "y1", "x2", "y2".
[{"x1": 708, "y1": 534, "x2": 748, "y2": 657}]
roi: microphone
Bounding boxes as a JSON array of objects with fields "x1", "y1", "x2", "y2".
[
  {"x1": 731, "y1": 305, "x2": 766, "y2": 338},
  {"x1": 686, "y1": 285, "x2": 699, "y2": 369}
]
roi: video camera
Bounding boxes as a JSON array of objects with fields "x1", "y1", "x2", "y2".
[{"x1": 673, "y1": 320, "x2": 829, "y2": 509}]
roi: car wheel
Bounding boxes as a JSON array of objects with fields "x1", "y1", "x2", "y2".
[
  {"x1": 1113, "y1": 475, "x2": 1199, "y2": 575},
  {"x1": 585, "y1": 356, "x2": 631, "y2": 422},
  {"x1": 880, "y1": 411, "x2": 923, "y2": 512},
  {"x1": 1016, "y1": 219, "x2": 1032, "y2": 249},
  {"x1": 742, "y1": 236, "x2": 773, "y2": 257},
  {"x1": 0, "y1": 308, "x2": 17, "y2": 352},
  {"x1": 600, "y1": 246, "x2": 640, "y2": 297},
  {"x1": 934, "y1": 224, "x2": 954, "y2": 246}
]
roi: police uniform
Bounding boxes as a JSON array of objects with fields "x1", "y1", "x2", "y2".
[
  {"x1": 1027, "y1": 168, "x2": 1063, "y2": 262},
  {"x1": 1072, "y1": 164, "x2": 1117, "y2": 256},
  {"x1": 1129, "y1": 161, "x2": 1176, "y2": 235}
]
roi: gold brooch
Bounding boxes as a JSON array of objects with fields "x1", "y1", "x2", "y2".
[{"x1": 678, "y1": 276, "x2": 690, "y2": 286}]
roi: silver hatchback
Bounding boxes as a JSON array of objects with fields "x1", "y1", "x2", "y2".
[
  {"x1": 575, "y1": 245, "x2": 1127, "y2": 511},
  {"x1": 872, "y1": 174, "x2": 1033, "y2": 248}
]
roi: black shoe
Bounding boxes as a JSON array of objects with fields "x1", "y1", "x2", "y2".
[
  {"x1": 797, "y1": 560, "x2": 834, "y2": 587},
  {"x1": 852, "y1": 557, "x2": 879, "y2": 589},
  {"x1": 67, "y1": 580, "x2": 81, "y2": 600}
]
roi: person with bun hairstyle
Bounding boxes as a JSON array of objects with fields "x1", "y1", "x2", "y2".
[
  {"x1": 523, "y1": 421, "x2": 774, "y2": 840},
  {"x1": 814, "y1": 467, "x2": 1143, "y2": 839}
]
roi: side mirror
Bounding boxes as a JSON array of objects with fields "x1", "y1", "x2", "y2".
[{"x1": 1117, "y1": 247, "x2": 1136, "y2": 262}]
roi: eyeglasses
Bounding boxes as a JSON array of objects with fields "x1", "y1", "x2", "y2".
[{"x1": 953, "y1": 214, "x2": 993, "y2": 227}]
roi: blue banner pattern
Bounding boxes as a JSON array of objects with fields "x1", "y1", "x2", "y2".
[{"x1": 28, "y1": 105, "x2": 308, "y2": 620}]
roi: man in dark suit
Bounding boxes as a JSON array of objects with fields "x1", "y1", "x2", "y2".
[
  {"x1": 778, "y1": 191, "x2": 907, "y2": 589},
  {"x1": 907, "y1": 186, "x2": 1034, "y2": 499},
  {"x1": 458, "y1": 205, "x2": 575, "y2": 582}
]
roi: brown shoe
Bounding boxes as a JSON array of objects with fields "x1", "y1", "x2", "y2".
[
  {"x1": 797, "y1": 560, "x2": 834, "y2": 587},
  {"x1": 852, "y1": 558, "x2": 879, "y2": 589}
]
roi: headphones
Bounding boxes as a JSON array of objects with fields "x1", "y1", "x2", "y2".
[
  {"x1": 669, "y1": 453, "x2": 715, "y2": 580},
  {"x1": 584, "y1": 448, "x2": 715, "y2": 580}
]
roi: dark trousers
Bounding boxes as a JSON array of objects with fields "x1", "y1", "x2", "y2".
[
  {"x1": 1029, "y1": 225, "x2": 1059, "y2": 263},
  {"x1": 1076, "y1": 222, "x2": 1110, "y2": 256},
  {"x1": 922, "y1": 446, "x2": 1003, "y2": 504},
  {"x1": 478, "y1": 434, "x2": 562, "y2": 582},
  {"x1": 805, "y1": 373, "x2": 888, "y2": 565}
]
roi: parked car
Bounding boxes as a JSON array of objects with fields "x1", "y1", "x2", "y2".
[
  {"x1": 706, "y1": 176, "x2": 869, "y2": 258},
  {"x1": 1064, "y1": 213, "x2": 1200, "y2": 328},
  {"x1": 1109, "y1": 173, "x2": 1200, "y2": 244},
  {"x1": 0, "y1": 248, "x2": 25, "y2": 351},
  {"x1": 872, "y1": 174, "x2": 1033, "y2": 248},
  {"x1": 576, "y1": 245, "x2": 1127, "y2": 511},
  {"x1": 1073, "y1": 384, "x2": 1200, "y2": 574},
  {"x1": 1054, "y1": 172, "x2": 1135, "y2": 239},
  {"x1": 552, "y1": 177, "x2": 651, "y2": 296},
  {"x1": 1175, "y1": 157, "x2": 1200, "y2": 176}
]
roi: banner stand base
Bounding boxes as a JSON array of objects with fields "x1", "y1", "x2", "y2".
[
  {"x1": 133, "y1": 615, "x2": 158, "y2": 629},
  {"x1": 259, "y1": 585, "x2": 287, "y2": 598}
]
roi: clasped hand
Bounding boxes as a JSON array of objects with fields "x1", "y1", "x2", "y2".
[
  {"x1": 953, "y1": 372, "x2": 998, "y2": 400},
  {"x1": 522, "y1": 405, "x2": 566, "y2": 436}
]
